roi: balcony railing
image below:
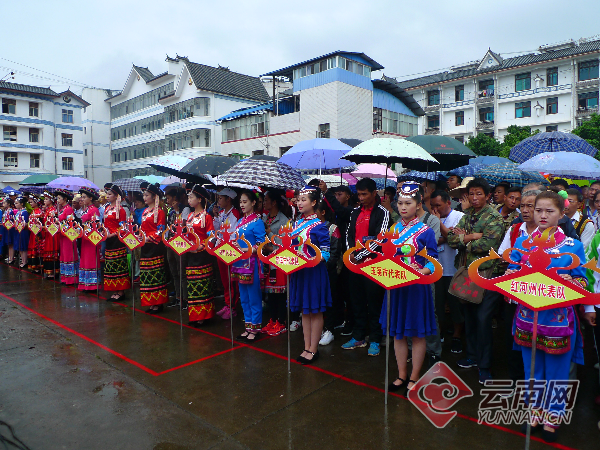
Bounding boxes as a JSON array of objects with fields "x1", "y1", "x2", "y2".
[
  {"x1": 576, "y1": 79, "x2": 600, "y2": 90},
  {"x1": 425, "y1": 127, "x2": 440, "y2": 135},
  {"x1": 476, "y1": 94, "x2": 494, "y2": 105},
  {"x1": 576, "y1": 106, "x2": 599, "y2": 117},
  {"x1": 476, "y1": 121, "x2": 494, "y2": 130},
  {"x1": 423, "y1": 104, "x2": 441, "y2": 113}
]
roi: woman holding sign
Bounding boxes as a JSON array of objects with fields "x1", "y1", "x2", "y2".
[
  {"x1": 140, "y1": 184, "x2": 168, "y2": 314},
  {"x1": 78, "y1": 187, "x2": 101, "y2": 291},
  {"x1": 186, "y1": 184, "x2": 215, "y2": 326},
  {"x1": 103, "y1": 184, "x2": 130, "y2": 300},
  {"x1": 381, "y1": 182, "x2": 438, "y2": 393},
  {"x1": 56, "y1": 189, "x2": 79, "y2": 285},
  {"x1": 26, "y1": 195, "x2": 44, "y2": 273},
  {"x1": 14, "y1": 197, "x2": 30, "y2": 268},
  {"x1": 2, "y1": 197, "x2": 15, "y2": 264},
  {"x1": 289, "y1": 186, "x2": 332, "y2": 364},
  {"x1": 41, "y1": 193, "x2": 60, "y2": 278},
  {"x1": 508, "y1": 190, "x2": 596, "y2": 443},
  {"x1": 233, "y1": 190, "x2": 266, "y2": 341}
]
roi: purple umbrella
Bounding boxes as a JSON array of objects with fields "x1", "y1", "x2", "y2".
[{"x1": 47, "y1": 176, "x2": 99, "y2": 191}]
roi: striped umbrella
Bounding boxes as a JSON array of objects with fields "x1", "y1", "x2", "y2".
[
  {"x1": 509, "y1": 131, "x2": 599, "y2": 164},
  {"x1": 112, "y1": 178, "x2": 144, "y2": 192},
  {"x1": 475, "y1": 162, "x2": 548, "y2": 188},
  {"x1": 218, "y1": 159, "x2": 305, "y2": 190}
]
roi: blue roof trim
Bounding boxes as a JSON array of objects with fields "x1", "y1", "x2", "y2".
[
  {"x1": 0, "y1": 142, "x2": 83, "y2": 154},
  {"x1": 293, "y1": 68, "x2": 373, "y2": 92},
  {"x1": 217, "y1": 103, "x2": 273, "y2": 122},
  {"x1": 261, "y1": 51, "x2": 384, "y2": 78},
  {"x1": 373, "y1": 88, "x2": 416, "y2": 117}
]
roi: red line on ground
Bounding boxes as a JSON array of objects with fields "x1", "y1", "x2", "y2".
[{"x1": 156, "y1": 347, "x2": 241, "y2": 375}]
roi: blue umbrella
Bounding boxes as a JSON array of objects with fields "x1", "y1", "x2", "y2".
[
  {"x1": 448, "y1": 163, "x2": 487, "y2": 178},
  {"x1": 2, "y1": 185, "x2": 19, "y2": 194},
  {"x1": 509, "y1": 131, "x2": 599, "y2": 164},
  {"x1": 475, "y1": 162, "x2": 548, "y2": 188},
  {"x1": 373, "y1": 177, "x2": 398, "y2": 189},
  {"x1": 278, "y1": 138, "x2": 354, "y2": 170},
  {"x1": 470, "y1": 156, "x2": 511, "y2": 166},
  {"x1": 517, "y1": 151, "x2": 600, "y2": 180},
  {"x1": 397, "y1": 171, "x2": 447, "y2": 183}
]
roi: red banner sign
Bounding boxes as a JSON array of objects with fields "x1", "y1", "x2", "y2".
[
  {"x1": 83, "y1": 219, "x2": 107, "y2": 246},
  {"x1": 206, "y1": 221, "x2": 252, "y2": 265},
  {"x1": 162, "y1": 217, "x2": 199, "y2": 255},
  {"x1": 117, "y1": 216, "x2": 145, "y2": 251},
  {"x1": 28, "y1": 217, "x2": 43, "y2": 235},
  {"x1": 60, "y1": 217, "x2": 83, "y2": 242}
]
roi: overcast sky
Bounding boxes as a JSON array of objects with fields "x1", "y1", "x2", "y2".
[{"x1": 3, "y1": 0, "x2": 600, "y2": 95}]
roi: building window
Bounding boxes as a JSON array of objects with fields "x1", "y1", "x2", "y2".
[
  {"x1": 164, "y1": 97, "x2": 210, "y2": 125},
  {"x1": 318, "y1": 123, "x2": 330, "y2": 138},
  {"x1": 455, "y1": 85, "x2": 464, "y2": 102},
  {"x1": 3, "y1": 126, "x2": 17, "y2": 141},
  {"x1": 479, "y1": 107, "x2": 494, "y2": 122},
  {"x1": 546, "y1": 97, "x2": 558, "y2": 114},
  {"x1": 515, "y1": 101, "x2": 531, "y2": 118},
  {"x1": 292, "y1": 56, "x2": 370, "y2": 80},
  {"x1": 61, "y1": 133, "x2": 73, "y2": 147},
  {"x1": 252, "y1": 150, "x2": 264, "y2": 156},
  {"x1": 110, "y1": 82, "x2": 174, "y2": 120},
  {"x1": 546, "y1": 67, "x2": 558, "y2": 86},
  {"x1": 222, "y1": 115, "x2": 269, "y2": 142},
  {"x1": 579, "y1": 60, "x2": 599, "y2": 81},
  {"x1": 515, "y1": 73, "x2": 531, "y2": 92},
  {"x1": 427, "y1": 115, "x2": 440, "y2": 128},
  {"x1": 62, "y1": 157, "x2": 73, "y2": 171},
  {"x1": 1, "y1": 98, "x2": 16, "y2": 114},
  {"x1": 478, "y1": 79, "x2": 494, "y2": 97},
  {"x1": 427, "y1": 90, "x2": 440, "y2": 106},
  {"x1": 454, "y1": 136, "x2": 464, "y2": 143},
  {"x1": 373, "y1": 108, "x2": 418, "y2": 136},
  {"x1": 62, "y1": 109, "x2": 73, "y2": 123},
  {"x1": 4, "y1": 152, "x2": 18, "y2": 167},
  {"x1": 578, "y1": 91, "x2": 599, "y2": 109},
  {"x1": 29, "y1": 128, "x2": 39, "y2": 142},
  {"x1": 30, "y1": 154, "x2": 40, "y2": 168},
  {"x1": 546, "y1": 125, "x2": 558, "y2": 132},
  {"x1": 29, "y1": 102, "x2": 39, "y2": 117},
  {"x1": 84, "y1": 148, "x2": 87, "y2": 156},
  {"x1": 455, "y1": 111, "x2": 464, "y2": 126}
]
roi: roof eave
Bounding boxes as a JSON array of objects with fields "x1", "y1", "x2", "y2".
[{"x1": 374, "y1": 79, "x2": 425, "y2": 117}]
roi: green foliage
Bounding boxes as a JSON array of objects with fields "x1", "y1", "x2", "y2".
[
  {"x1": 498, "y1": 125, "x2": 540, "y2": 158},
  {"x1": 571, "y1": 114, "x2": 600, "y2": 159},
  {"x1": 465, "y1": 134, "x2": 502, "y2": 156}
]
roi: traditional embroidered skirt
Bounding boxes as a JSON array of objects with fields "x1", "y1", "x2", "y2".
[
  {"x1": 265, "y1": 265, "x2": 286, "y2": 293},
  {"x1": 140, "y1": 242, "x2": 168, "y2": 306},
  {"x1": 59, "y1": 234, "x2": 79, "y2": 285},
  {"x1": 27, "y1": 231, "x2": 43, "y2": 271},
  {"x1": 186, "y1": 251, "x2": 215, "y2": 322},
  {"x1": 78, "y1": 239, "x2": 100, "y2": 291},
  {"x1": 103, "y1": 236, "x2": 131, "y2": 291},
  {"x1": 42, "y1": 231, "x2": 60, "y2": 277}
]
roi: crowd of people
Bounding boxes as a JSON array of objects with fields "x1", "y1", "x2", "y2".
[{"x1": 1, "y1": 174, "x2": 600, "y2": 443}]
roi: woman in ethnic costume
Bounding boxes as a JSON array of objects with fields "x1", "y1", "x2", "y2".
[
  {"x1": 508, "y1": 190, "x2": 596, "y2": 443},
  {"x1": 56, "y1": 189, "x2": 79, "y2": 285},
  {"x1": 381, "y1": 182, "x2": 438, "y2": 393},
  {"x1": 289, "y1": 186, "x2": 332, "y2": 365},
  {"x1": 26, "y1": 195, "x2": 44, "y2": 273},
  {"x1": 77, "y1": 187, "x2": 101, "y2": 291},
  {"x1": 232, "y1": 190, "x2": 266, "y2": 342},
  {"x1": 14, "y1": 197, "x2": 30, "y2": 268},
  {"x1": 103, "y1": 184, "x2": 130, "y2": 301},
  {"x1": 185, "y1": 184, "x2": 215, "y2": 326},
  {"x1": 140, "y1": 184, "x2": 168, "y2": 314},
  {"x1": 2, "y1": 197, "x2": 15, "y2": 264},
  {"x1": 41, "y1": 193, "x2": 60, "y2": 278}
]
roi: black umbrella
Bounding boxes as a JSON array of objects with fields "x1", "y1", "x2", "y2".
[
  {"x1": 180, "y1": 155, "x2": 237, "y2": 177},
  {"x1": 405, "y1": 135, "x2": 476, "y2": 171}
]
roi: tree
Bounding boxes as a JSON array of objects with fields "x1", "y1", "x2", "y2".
[
  {"x1": 498, "y1": 125, "x2": 540, "y2": 158},
  {"x1": 465, "y1": 134, "x2": 502, "y2": 156},
  {"x1": 571, "y1": 114, "x2": 600, "y2": 159}
]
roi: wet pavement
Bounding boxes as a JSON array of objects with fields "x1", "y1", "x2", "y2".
[{"x1": 0, "y1": 263, "x2": 598, "y2": 450}]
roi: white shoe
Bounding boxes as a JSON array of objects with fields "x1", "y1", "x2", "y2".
[
  {"x1": 289, "y1": 320, "x2": 301, "y2": 332},
  {"x1": 319, "y1": 330, "x2": 334, "y2": 346}
]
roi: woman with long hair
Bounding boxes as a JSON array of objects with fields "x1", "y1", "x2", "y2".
[
  {"x1": 232, "y1": 190, "x2": 266, "y2": 341},
  {"x1": 78, "y1": 187, "x2": 101, "y2": 291},
  {"x1": 186, "y1": 184, "x2": 215, "y2": 326},
  {"x1": 41, "y1": 193, "x2": 60, "y2": 279},
  {"x1": 26, "y1": 195, "x2": 44, "y2": 273},
  {"x1": 56, "y1": 189, "x2": 79, "y2": 285},
  {"x1": 14, "y1": 197, "x2": 30, "y2": 268},
  {"x1": 289, "y1": 186, "x2": 333, "y2": 364},
  {"x1": 2, "y1": 197, "x2": 16, "y2": 264},
  {"x1": 140, "y1": 184, "x2": 168, "y2": 314},
  {"x1": 103, "y1": 184, "x2": 130, "y2": 301}
]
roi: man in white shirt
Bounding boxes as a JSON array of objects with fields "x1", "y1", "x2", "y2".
[
  {"x1": 585, "y1": 181, "x2": 600, "y2": 230},
  {"x1": 430, "y1": 190, "x2": 464, "y2": 354},
  {"x1": 565, "y1": 188, "x2": 596, "y2": 250}
]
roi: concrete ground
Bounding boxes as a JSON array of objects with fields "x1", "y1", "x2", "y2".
[{"x1": 0, "y1": 263, "x2": 598, "y2": 450}]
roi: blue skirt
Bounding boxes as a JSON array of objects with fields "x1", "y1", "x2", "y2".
[
  {"x1": 380, "y1": 284, "x2": 437, "y2": 339},
  {"x1": 14, "y1": 230, "x2": 30, "y2": 252},
  {"x1": 289, "y1": 262, "x2": 332, "y2": 314}
]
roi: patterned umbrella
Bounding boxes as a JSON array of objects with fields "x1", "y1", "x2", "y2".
[
  {"x1": 517, "y1": 151, "x2": 600, "y2": 180},
  {"x1": 19, "y1": 186, "x2": 56, "y2": 195},
  {"x1": 342, "y1": 138, "x2": 440, "y2": 171},
  {"x1": 397, "y1": 171, "x2": 447, "y2": 183},
  {"x1": 47, "y1": 176, "x2": 99, "y2": 190},
  {"x1": 509, "y1": 131, "x2": 599, "y2": 164},
  {"x1": 112, "y1": 178, "x2": 144, "y2": 192},
  {"x1": 470, "y1": 156, "x2": 511, "y2": 166},
  {"x1": 447, "y1": 163, "x2": 487, "y2": 178},
  {"x1": 148, "y1": 155, "x2": 192, "y2": 176},
  {"x1": 218, "y1": 159, "x2": 305, "y2": 190},
  {"x1": 475, "y1": 162, "x2": 548, "y2": 188}
]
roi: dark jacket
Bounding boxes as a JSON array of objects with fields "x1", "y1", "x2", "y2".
[
  {"x1": 346, "y1": 200, "x2": 390, "y2": 261},
  {"x1": 325, "y1": 188, "x2": 353, "y2": 250}
]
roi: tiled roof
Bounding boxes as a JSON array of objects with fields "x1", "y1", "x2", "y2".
[
  {"x1": 184, "y1": 60, "x2": 270, "y2": 102},
  {"x1": 57, "y1": 90, "x2": 91, "y2": 107},
  {"x1": 133, "y1": 65, "x2": 154, "y2": 82},
  {"x1": 147, "y1": 72, "x2": 169, "y2": 83},
  {"x1": 395, "y1": 39, "x2": 600, "y2": 90},
  {"x1": 0, "y1": 81, "x2": 57, "y2": 97}
]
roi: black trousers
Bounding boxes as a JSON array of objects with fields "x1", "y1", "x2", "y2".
[
  {"x1": 504, "y1": 301, "x2": 525, "y2": 382},
  {"x1": 350, "y1": 274, "x2": 384, "y2": 343},
  {"x1": 463, "y1": 290, "x2": 502, "y2": 370},
  {"x1": 324, "y1": 266, "x2": 342, "y2": 331},
  {"x1": 267, "y1": 292, "x2": 287, "y2": 323}
]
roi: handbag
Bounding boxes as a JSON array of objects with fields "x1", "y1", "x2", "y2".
[{"x1": 448, "y1": 250, "x2": 492, "y2": 304}]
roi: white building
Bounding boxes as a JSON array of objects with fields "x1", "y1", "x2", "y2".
[
  {"x1": 217, "y1": 51, "x2": 424, "y2": 158},
  {"x1": 81, "y1": 87, "x2": 116, "y2": 187},
  {"x1": 392, "y1": 36, "x2": 600, "y2": 142},
  {"x1": 107, "y1": 56, "x2": 270, "y2": 180},
  {"x1": 0, "y1": 81, "x2": 88, "y2": 188}
]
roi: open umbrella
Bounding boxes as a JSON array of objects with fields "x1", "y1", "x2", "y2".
[
  {"x1": 405, "y1": 135, "x2": 476, "y2": 171},
  {"x1": 134, "y1": 175, "x2": 164, "y2": 184},
  {"x1": 475, "y1": 162, "x2": 547, "y2": 188},
  {"x1": 470, "y1": 156, "x2": 511, "y2": 166},
  {"x1": 160, "y1": 176, "x2": 185, "y2": 185},
  {"x1": 47, "y1": 177, "x2": 99, "y2": 191},
  {"x1": 509, "y1": 131, "x2": 599, "y2": 164},
  {"x1": 180, "y1": 155, "x2": 237, "y2": 177},
  {"x1": 112, "y1": 178, "x2": 144, "y2": 192},
  {"x1": 352, "y1": 163, "x2": 396, "y2": 179},
  {"x1": 305, "y1": 174, "x2": 350, "y2": 187},
  {"x1": 397, "y1": 171, "x2": 447, "y2": 183},
  {"x1": 278, "y1": 138, "x2": 353, "y2": 172},
  {"x1": 148, "y1": 155, "x2": 192, "y2": 177},
  {"x1": 517, "y1": 151, "x2": 600, "y2": 180},
  {"x1": 19, "y1": 186, "x2": 55, "y2": 195},
  {"x1": 448, "y1": 163, "x2": 487, "y2": 178},
  {"x1": 218, "y1": 159, "x2": 305, "y2": 190},
  {"x1": 18, "y1": 174, "x2": 59, "y2": 186},
  {"x1": 342, "y1": 138, "x2": 440, "y2": 171},
  {"x1": 2, "y1": 185, "x2": 19, "y2": 194}
]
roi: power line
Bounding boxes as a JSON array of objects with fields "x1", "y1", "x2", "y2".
[{"x1": 0, "y1": 57, "x2": 91, "y2": 87}]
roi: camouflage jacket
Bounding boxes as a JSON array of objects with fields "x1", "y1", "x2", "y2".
[{"x1": 447, "y1": 204, "x2": 505, "y2": 273}]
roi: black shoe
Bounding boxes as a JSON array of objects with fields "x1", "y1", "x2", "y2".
[
  {"x1": 301, "y1": 350, "x2": 319, "y2": 365},
  {"x1": 236, "y1": 332, "x2": 249, "y2": 341},
  {"x1": 340, "y1": 324, "x2": 353, "y2": 336},
  {"x1": 388, "y1": 378, "x2": 407, "y2": 392},
  {"x1": 521, "y1": 423, "x2": 541, "y2": 434},
  {"x1": 167, "y1": 298, "x2": 180, "y2": 307},
  {"x1": 542, "y1": 428, "x2": 558, "y2": 443},
  {"x1": 451, "y1": 338, "x2": 463, "y2": 354},
  {"x1": 147, "y1": 305, "x2": 164, "y2": 315},
  {"x1": 107, "y1": 294, "x2": 124, "y2": 302}
]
